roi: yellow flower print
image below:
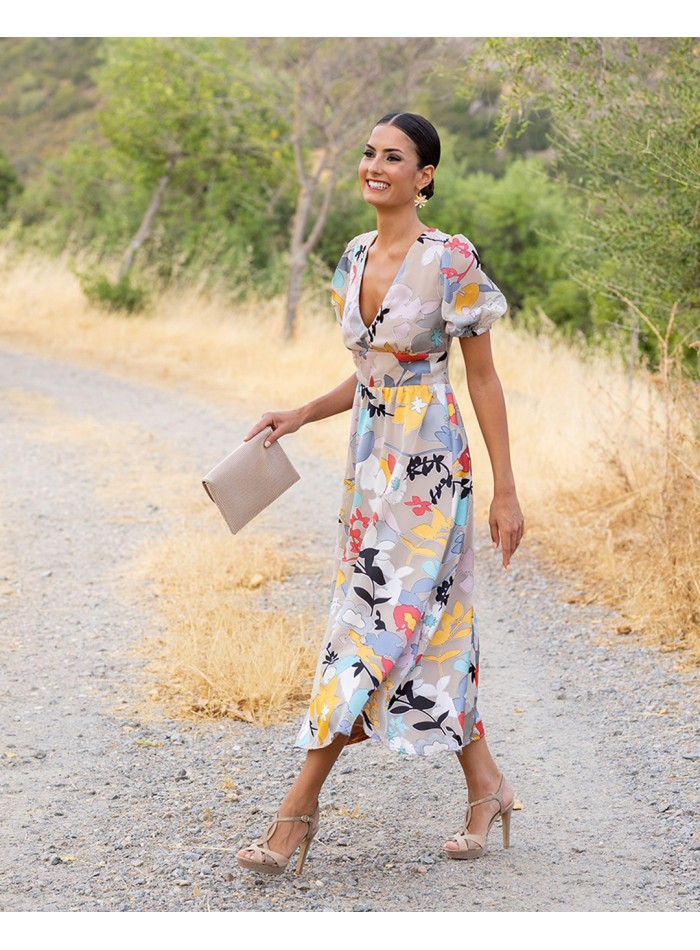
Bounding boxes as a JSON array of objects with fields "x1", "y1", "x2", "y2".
[
  {"x1": 308, "y1": 677, "x2": 343, "y2": 745},
  {"x1": 455, "y1": 282, "x2": 480, "y2": 312},
  {"x1": 429, "y1": 603, "x2": 474, "y2": 648}
]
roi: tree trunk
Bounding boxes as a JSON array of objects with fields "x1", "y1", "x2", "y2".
[
  {"x1": 118, "y1": 171, "x2": 171, "y2": 281},
  {"x1": 284, "y1": 154, "x2": 339, "y2": 338}
]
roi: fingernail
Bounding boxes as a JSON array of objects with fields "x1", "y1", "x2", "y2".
[{"x1": 264, "y1": 441, "x2": 270, "y2": 448}]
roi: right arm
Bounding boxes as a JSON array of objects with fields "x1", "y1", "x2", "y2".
[{"x1": 244, "y1": 372, "x2": 358, "y2": 447}]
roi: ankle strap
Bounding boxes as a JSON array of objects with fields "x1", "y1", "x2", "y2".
[{"x1": 468, "y1": 775, "x2": 505, "y2": 809}]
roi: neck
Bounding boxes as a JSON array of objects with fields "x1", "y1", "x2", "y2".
[{"x1": 374, "y1": 207, "x2": 425, "y2": 248}]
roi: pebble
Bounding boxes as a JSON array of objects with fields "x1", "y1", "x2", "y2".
[{"x1": 1, "y1": 348, "x2": 697, "y2": 913}]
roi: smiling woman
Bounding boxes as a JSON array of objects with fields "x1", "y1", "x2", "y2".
[{"x1": 235, "y1": 112, "x2": 524, "y2": 878}]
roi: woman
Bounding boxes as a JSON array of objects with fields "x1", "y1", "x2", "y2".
[{"x1": 236, "y1": 112, "x2": 524, "y2": 876}]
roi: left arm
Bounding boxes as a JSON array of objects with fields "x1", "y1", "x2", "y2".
[{"x1": 459, "y1": 332, "x2": 524, "y2": 569}]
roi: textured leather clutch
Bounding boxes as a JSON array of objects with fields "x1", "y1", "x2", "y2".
[{"x1": 202, "y1": 427, "x2": 300, "y2": 534}]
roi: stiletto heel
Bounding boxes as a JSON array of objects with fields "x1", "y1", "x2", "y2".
[
  {"x1": 295, "y1": 835, "x2": 313, "y2": 876},
  {"x1": 501, "y1": 806, "x2": 512, "y2": 849},
  {"x1": 236, "y1": 807, "x2": 320, "y2": 877},
  {"x1": 444, "y1": 774, "x2": 514, "y2": 860}
]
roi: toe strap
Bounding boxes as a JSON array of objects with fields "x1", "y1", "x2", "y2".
[
  {"x1": 446, "y1": 830, "x2": 487, "y2": 852},
  {"x1": 243, "y1": 843, "x2": 288, "y2": 867}
]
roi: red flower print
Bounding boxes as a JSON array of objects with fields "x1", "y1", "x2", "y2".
[
  {"x1": 457, "y1": 447, "x2": 471, "y2": 474},
  {"x1": 404, "y1": 495, "x2": 431, "y2": 516},
  {"x1": 445, "y1": 236, "x2": 473, "y2": 260},
  {"x1": 396, "y1": 351, "x2": 429, "y2": 363},
  {"x1": 393, "y1": 604, "x2": 422, "y2": 634},
  {"x1": 440, "y1": 266, "x2": 468, "y2": 282},
  {"x1": 446, "y1": 392, "x2": 457, "y2": 423},
  {"x1": 345, "y1": 508, "x2": 371, "y2": 559}
]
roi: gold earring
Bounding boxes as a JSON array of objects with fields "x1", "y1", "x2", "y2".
[{"x1": 414, "y1": 191, "x2": 428, "y2": 209}]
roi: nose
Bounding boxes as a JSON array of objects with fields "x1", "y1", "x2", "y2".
[{"x1": 367, "y1": 154, "x2": 382, "y2": 176}]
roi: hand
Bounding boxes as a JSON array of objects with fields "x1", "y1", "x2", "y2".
[
  {"x1": 244, "y1": 408, "x2": 305, "y2": 447},
  {"x1": 489, "y1": 489, "x2": 524, "y2": 570}
]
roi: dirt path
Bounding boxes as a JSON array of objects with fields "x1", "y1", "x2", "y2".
[{"x1": 0, "y1": 343, "x2": 697, "y2": 912}]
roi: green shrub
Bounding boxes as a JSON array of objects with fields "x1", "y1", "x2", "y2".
[{"x1": 79, "y1": 272, "x2": 148, "y2": 314}]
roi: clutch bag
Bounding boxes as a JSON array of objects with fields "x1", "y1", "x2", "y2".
[{"x1": 202, "y1": 426, "x2": 300, "y2": 534}]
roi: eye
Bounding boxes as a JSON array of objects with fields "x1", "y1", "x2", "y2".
[
  {"x1": 387, "y1": 155, "x2": 401, "y2": 162},
  {"x1": 362, "y1": 149, "x2": 375, "y2": 158}
]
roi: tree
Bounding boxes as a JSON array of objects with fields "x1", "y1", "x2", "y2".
[
  {"x1": 94, "y1": 38, "x2": 285, "y2": 283},
  {"x1": 245, "y1": 37, "x2": 450, "y2": 337},
  {"x1": 0, "y1": 150, "x2": 23, "y2": 223},
  {"x1": 483, "y1": 38, "x2": 700, "y2": 373}
]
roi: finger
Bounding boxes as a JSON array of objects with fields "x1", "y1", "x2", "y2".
[
  {"x1": 263, "y1": 424, "x2": 287, "y2": 447},
  {"x1": 489, "y1": 518, "x2": 500, "y2": 549},
  {"x1": 243, "y1": 416, "x2": 273, "y2": 442}
]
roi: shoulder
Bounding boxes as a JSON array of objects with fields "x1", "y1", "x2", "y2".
[
  {"x1": 421, "y1": 228, "x2": 480, "y2": 263},
  {"x1": 342, "y1": 230, "x2": 377, "y2": 260}
]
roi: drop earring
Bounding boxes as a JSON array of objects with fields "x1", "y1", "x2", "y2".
[{"x1": 414, "y1": 190, "x2": 428, "y2": 209}]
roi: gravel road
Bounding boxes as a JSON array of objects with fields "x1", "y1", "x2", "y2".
[{"x1": 1, "y1": 343, "x2": 698, "y2": 913}]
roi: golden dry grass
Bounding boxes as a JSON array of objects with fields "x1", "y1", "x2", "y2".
[
  {"x1": 2, "y1": 252, "x2": 698, "y2": 677},
  {"x1": 133, "y1": 532, "x2": 322, "y2": 724}
]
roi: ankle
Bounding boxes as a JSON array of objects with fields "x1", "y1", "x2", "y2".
[
  {"x1": 466, "y1": 770, "x2": 504, "y2": 801},
  {"x1": 279, "y1": 791, "x2": 319, "y2": 816}
]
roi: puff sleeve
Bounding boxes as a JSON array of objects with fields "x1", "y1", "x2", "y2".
[
  {"x1": 330, "y1": 239, "x2": 356, "y2": 325},
  {"x1": 440, "y1": 233, "x2": 508, "y2": 338}
]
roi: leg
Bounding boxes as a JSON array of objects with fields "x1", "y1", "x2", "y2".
[
  {"x1": 237, "y1": 731, "x2": 350, "y2": 863},
  {"x1": 444, "y1": 736, "x2": 514, "y2": 851}
]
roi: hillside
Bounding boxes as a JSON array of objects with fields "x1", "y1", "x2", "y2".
[{"x1": 0, "y1": 37, "x2": 103, "y2": 179}]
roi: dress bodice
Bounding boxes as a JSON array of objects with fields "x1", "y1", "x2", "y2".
[{"x1": 332, "y1": 228, "x2": 508, "y2": 388}]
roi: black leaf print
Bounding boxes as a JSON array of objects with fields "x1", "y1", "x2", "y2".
[
  {"x1": 437, "y1": 710, "x2": 449, "y2": 725},
  {"x1": 406, "y1": 453, "x2": 449, "y2": 482},
  {"x1": 413, "y1": 721, "x2": 442, "y2": 731},
  {"x1": 436, "y1": 575, "x2": 454, "y2": 606},
  {"x1": 469, "y1": 662, "x2": 477, "y2": 682},
  {"x1": 354, "y1": 586, "x2": 374, "y2": 607},
  {"x1": 322, "y1": 644, "x2": 339, "y2": 670},
  {"x1": 367, "y1": 305, "x2": 389, "y2": 344},
  {"x1": 359, "y1": 385, "x2": 392, "y2": 419},
  {"x1": 388, "y1": 704, "x2": 413, "y2": 715},
  {"x1": 365, "y1": 565, "x2": 386, "y2": 586},
  {"x1": 411, "y1": 694, "x2": 437, "y2": 711}
]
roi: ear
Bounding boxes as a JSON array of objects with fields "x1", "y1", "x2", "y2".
[{"x1": 417, "y1": 165, "x2": 435, "y2": 191}]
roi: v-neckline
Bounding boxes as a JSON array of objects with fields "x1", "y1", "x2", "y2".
[{"x1": 356, "y1": 230, "x2": 425, "y2": 330}]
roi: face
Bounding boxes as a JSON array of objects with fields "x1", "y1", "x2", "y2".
[{"x1": 358, "y1": 123, "x2": 434, "y2": 209}]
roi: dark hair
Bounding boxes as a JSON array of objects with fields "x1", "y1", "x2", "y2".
[{"x1": 375, "y1": 112, "x2": 441, "y2": 200}]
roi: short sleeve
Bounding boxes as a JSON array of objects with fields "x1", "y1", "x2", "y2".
[
  {"x1": 440, "y1": 233, "x2": 508, "y2": 338},
  {"x1": 330, "y1": 239, "x2": 356, "y2": 325}
]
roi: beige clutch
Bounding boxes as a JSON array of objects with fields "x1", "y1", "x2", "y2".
[{"x1": 202, "y1": 427, "x2": 300, "y2": 534}]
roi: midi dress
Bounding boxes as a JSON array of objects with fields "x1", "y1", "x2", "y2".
[{"x1": 294, "y1": 227, "x2": 508, "y2": 757}]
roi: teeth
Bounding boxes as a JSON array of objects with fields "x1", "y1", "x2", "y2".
[{"x1": 368, "y1": 181, "x2": 388, "y2": 190}]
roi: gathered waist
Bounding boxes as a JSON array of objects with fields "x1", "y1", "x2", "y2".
[{"x1": 355, "y1": 372, "x2": 450, "y2": 389}]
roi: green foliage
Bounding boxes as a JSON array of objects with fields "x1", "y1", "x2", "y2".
[
  {"x1": 79, "y1": 271, "x2": 148, "y2": 314},
  {"x1": 0, "y1": 150, "x2": 23, "y2": 222},
  {"x1": 429, "y1": 156, "x2": 585, "y2": 321},
  {"x1": 0, "y1": 38, "x2": 102, "y2": 179},
  {"x1": 485, "y1": 37, "x2": 700, "y2": 374}
]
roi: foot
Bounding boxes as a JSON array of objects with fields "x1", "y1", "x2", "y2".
[
  {"x1": 443, "y1": 774, "x2": 514, "y2": 853},
  {"x1": 236, "y1": 795, "x2": 319, "y2": 867}
]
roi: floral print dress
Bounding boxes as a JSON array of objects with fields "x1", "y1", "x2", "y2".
[{"x1": 294, "y1": 227, "x2": 508, "y2": 756}]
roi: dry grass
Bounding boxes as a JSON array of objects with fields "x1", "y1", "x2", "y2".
[
  {"x1": 133, "y1": 532, "x2": 322, "y2": 724},
  {"x1": 2, "y1": 252, "x2": 698, "y2": 676}
]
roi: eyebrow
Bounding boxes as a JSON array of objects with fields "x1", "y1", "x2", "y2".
[{"x1": 364, "y1": 144, "x2": 406, "y2": 155}]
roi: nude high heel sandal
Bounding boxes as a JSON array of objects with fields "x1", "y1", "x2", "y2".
[
  {"x1": 444, "y1": 775, "x2": 514, "y2": 860},
  {"x1": 236, "y1": 807, "x2": 320, "y2": 876}
]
